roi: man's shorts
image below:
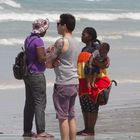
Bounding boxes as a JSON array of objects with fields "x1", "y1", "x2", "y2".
[{"x1": 53, "y1": 84, "x2": 78, "y2": 120}]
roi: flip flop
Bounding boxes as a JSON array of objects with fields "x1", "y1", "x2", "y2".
[
  {"x1": 77, "y1": 130, "x2": 94, "y2": 136},
  {"x1": 77, "y1": 129, "x2": 87, "y2": 135}
]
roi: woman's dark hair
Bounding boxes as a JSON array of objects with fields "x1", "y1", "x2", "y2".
[
  {"x1": 60, "y1": 13, "x2": 76, "y2": 32},
  {"x1": 83, "y1": 27, "x2": 100, "y2": 44}
]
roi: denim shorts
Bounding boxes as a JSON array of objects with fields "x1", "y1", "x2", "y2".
[{"x1": 53, "y1": 84, "x2": 78, "y2": 120}]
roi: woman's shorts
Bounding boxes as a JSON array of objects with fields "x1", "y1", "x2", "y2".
[{"x1": 80, "y1": 95, "x2": 99, "y2": 113}]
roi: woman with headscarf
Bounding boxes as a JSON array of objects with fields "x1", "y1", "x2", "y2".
[
  {"x1": 23, "y1": 18, "x2": 53, "y2": 138},
  {"x1": 77, "y1": 27, "x2": 111, "y2": 136}
]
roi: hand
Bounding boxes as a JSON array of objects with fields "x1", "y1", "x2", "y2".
[
  {"x1": 52, "y1": 59, "x2": 60, "y2": 67},
  {"x1": 90, "y1": 82, "x2": 94, "y2": 88},
  {"x1": 46, "y1": 46, "x2": 54, "y2": 53},
  {"x1": 87, "y1": 82, "x2": 91, "y2": 89}
]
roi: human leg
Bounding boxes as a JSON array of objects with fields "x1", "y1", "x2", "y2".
[
  {"x1": 28, "y1": 74, "x2": 46, "y2": 134},
  {"x1": 77, "y1": 95, "x2": 99, "y2": 135},
  {"x1": 83, "y1": 111, "x2": 89, "y2": 131},
  {"x1": 69, "y1": 118, "x2": 76, "y2": 140},
  {"x1": 85, "y1": 112, "x2": 98, "y2": 135},
  {"x1": 77, "y1": 96, "x2": 89, "y2": 135},
  {"x1": 68, "y1": 86, "x2": 78, "y2": 140},
  {"x1": 59, "y1": 119, "x2": 69, "y2": 140},
  {"x1": 23, "y1": 79, "x2": 35, "y2": 135}
]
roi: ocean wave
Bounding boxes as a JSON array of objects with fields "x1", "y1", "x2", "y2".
[
  {"x1": 124, "y1": 32, "x2": 140, "y2": 37},
  {"x1": 0, "y1": 37, "x2": 60, "y2": 46},
  {"x1": 0, "y1": 12, "x2": 58, "y2": 22},
  {"x1": 0, "y1": 6, "x2": 4, "y2": 10},
  {"x1": 0, "y1": 82, "x2": 54, "y2": 90},
  {"x1": 101, "y1": 31, "x2": 140, "y2": 40},
  {"x1": 0, "y1": 36, "x2": 119, "y2": 46},
  {"x1": 1, "y1": 31, "x2": 140, "y2": 46},
  {"x1": 0, "y1": 79, "x2": 140, "y2": 90},
  {"x1": 0, "y1": 0, "x2": 21, "y2": 8},
  {"x1": 0, "y1": 12, "x2": 140, "y2": 22},
  {"x1": 100, "y1": 35, "x2": 123, "y2": 40},
  {"x1": 116, "y1": 79, "x2": 140, "y2": 84},
  {"x1": 0, "y1": 38, "x2": 23, "y2": 46}
]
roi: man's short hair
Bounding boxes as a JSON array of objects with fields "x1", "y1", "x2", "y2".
[{"x1": 60, "y1": 13, "x2": 76, "y2": 32}]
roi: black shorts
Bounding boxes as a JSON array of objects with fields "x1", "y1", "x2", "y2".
[{"x1": 79, "y1": 95, "x2": 99, "y2": 113}]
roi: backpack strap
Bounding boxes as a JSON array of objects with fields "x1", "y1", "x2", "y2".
[
  {"x1": 24, "y1": 37, "x2": 38, "y2": 73},
  {"x1": 24, "y1": 36, "x2": 38, "y2": 51}
]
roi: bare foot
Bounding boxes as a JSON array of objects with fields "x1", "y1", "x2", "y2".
[{"x1": 36, "y1": 132, "x2": 54, "y2": 138}]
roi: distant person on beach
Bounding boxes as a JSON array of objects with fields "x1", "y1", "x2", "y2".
[
  {"x1": 77, "y1": 27, "x2": 111, "y2": 136},
  {"x1": 23, "y1": 18, "x2": 53, "y2": 138},
  {"x1": 84, "y1": 42, "x2": 110, "y2": 88},
  {"x1": 50, "y1": 13, "x2": 79, "y2": 140}
]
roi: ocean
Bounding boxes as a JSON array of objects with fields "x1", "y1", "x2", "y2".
[
  {"x1": 0, "y1": 0, "x2": 140, "y2": 89},
  {"x1": 0, "y1": 0, "x2": 140, "y2": 137}
]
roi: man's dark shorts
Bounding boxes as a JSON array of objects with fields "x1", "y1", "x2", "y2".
[{"x1": 53, "y1": 84, "x2": 78, "y2": 120}]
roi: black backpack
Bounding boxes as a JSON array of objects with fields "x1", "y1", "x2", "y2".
[{"x1": 13, "y1": 38, "x2": 36, "y2": 80}]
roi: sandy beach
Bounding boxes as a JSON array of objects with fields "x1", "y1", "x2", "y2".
[{"x1": 0, "y1": 82, "x2": 140, "y2": 140}]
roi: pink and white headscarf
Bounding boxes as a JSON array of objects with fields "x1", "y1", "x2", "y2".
[{"x1": 32, "y1": 18, "x2": 49, "y2": 34}]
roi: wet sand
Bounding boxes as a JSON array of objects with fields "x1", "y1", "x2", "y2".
[{"x1": 0, "y1": 83, "x2": 140, "y2": 140}]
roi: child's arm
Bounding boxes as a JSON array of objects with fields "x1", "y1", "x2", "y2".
[
  {"x1": 89, "y1": 56, "x2": 94, "y2": 68},
  {"x1": 95, "y1": 56, "x2": 110, "y2": 69},
  {"x1": 104, "y1": 56, "x2": 110, "y2": 68}
]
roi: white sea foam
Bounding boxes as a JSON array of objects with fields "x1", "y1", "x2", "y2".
[
  {"x1": 0, "y1": 5, "x2": 4, "y2": 9},
  {"x1": 116, "y1": 79, "x2": 140, "y2": 84},
  {"x1": 124, "y1": 32, "x2": 140, "y2": 37},
  {"x1": 0, "y1": 0, "x2": 21, "y2": 8},
  {"x1": 100, "y1": 31, "x2": 140, "y2": 41},
  {"x1": 0, "y1": 81, "x2": 54, "y2": 90},
  {"x1": 100, "y1": 35, "x2": 123, "y2": 40},
  {"x1": 0, "y1": 37, "x2": 60, "y2": 46},
  {"x1": 0, "y1": 79, "x2": 139, "y2": 91},
  {"x1": 0, "y1": 12, "x2": 58, "y2": 22},
  {"x1": 1, "y1": 30, "x2": 140, "y2": 46},
  {"x1": 0, "y1": 12, "x2": 140, "y2": 22},
  {"x1": 0, "y1": 38, "x2": 23, "y2": 46}
]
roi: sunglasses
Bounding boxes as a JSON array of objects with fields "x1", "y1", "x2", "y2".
[{"x1": 57, "y1": 22, "x2": 61, "y2": 26}]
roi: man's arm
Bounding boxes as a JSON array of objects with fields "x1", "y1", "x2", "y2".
[
  {"x1": 45, "y1": 38, "x2": 64, "y2": 68},
  {"x1": 52, "y1": 38, "x2": 64, "y2": 59}
]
